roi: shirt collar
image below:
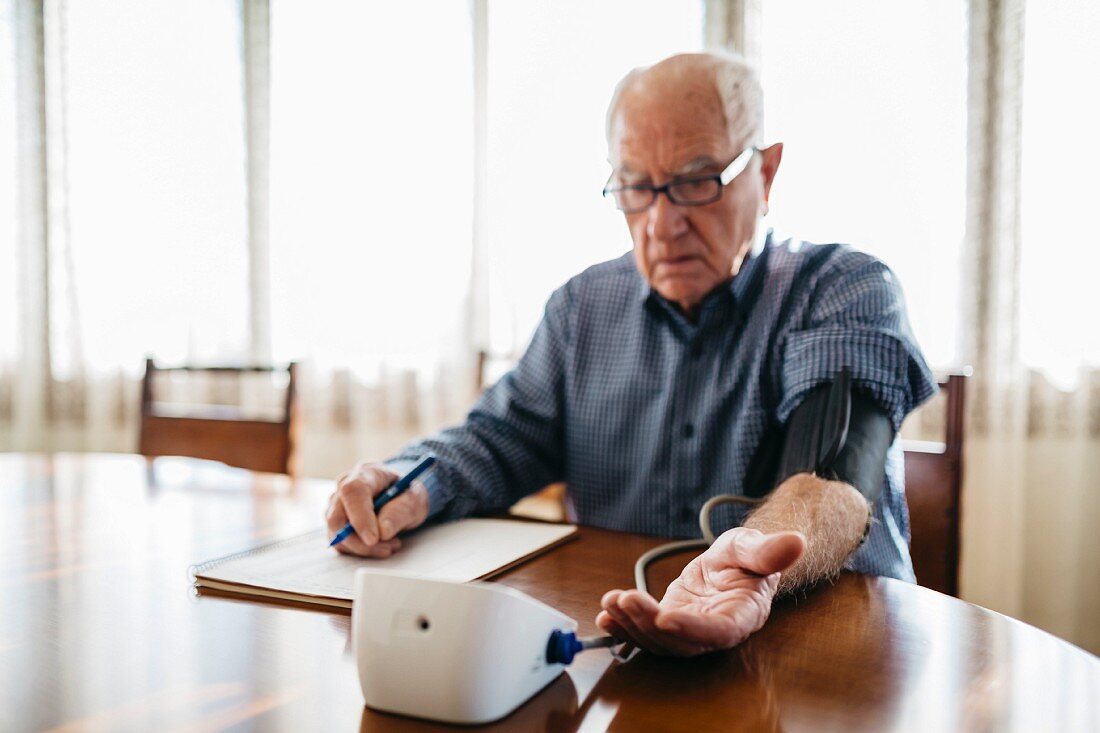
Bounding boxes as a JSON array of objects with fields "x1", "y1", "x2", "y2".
[
  {"x1": 640, "y1": 227, "x2": 773, "y2": 330},
  {"x1": 731, "y1": 225, "x2": 770, "y2": 304}
]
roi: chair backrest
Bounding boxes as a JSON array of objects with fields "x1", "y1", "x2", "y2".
[
  {"x1": 903, "y1": 372, "x2": 968, "y2": 596},
  {"x1": 138, "y1": 359, "x2": 299, "y2": 475}
]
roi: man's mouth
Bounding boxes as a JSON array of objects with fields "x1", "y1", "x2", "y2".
[{"x1": 656, "y1": 255, "x2": 702, "y2": 271}]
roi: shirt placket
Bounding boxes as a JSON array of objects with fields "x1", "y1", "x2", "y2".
[{"x1": 668, "y1": 332, "x2": 706, "y2": 535}]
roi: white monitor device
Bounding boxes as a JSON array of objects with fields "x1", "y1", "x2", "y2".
[{"x1": 353, "y1": 569, "x2": 578, "y2": 724}]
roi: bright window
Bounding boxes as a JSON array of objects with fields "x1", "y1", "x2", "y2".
[
  {"x1": 1019, "y1": 2, "x2": 1100, "y2": 388},
  {"x1": 759, "y1": 1, "x2": 968, "y2": 368},
  {"x1": 62, "y1": 0, "x2": 249, "y2": 374},
  {"x1": 485, "y1": 0, "x2": 704, "y2": 352},
  {"x1": 269, "y1": 0, "x2": 474, "y2": 377}
]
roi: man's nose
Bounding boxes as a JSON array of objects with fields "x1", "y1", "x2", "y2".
[{"x1": 646, "y1": 190, "x2": 689, "y2": 242}]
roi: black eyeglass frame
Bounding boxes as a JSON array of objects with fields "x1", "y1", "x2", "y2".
[{"x1": 602, "y1": 146, "x2": 761, "y2": 214}]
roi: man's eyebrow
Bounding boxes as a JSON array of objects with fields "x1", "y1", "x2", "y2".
[
  {"x1": 614, "y1": 162, "x2": 641, "y2": 178},
  {"x1": 612, "y1": 156, "x2": 721, "y2": 180},
  {"x1": 672, "y1": 156, "x2": 723, "y2": 176}
]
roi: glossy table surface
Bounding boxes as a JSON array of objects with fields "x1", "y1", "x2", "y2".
[{"x1": 2, "y1": 453, "x2": 1098, "y2": 732}]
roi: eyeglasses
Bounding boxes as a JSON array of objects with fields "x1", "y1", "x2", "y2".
[{"x1": 602, "y1": 146, "x2": 759, "y2": 214}]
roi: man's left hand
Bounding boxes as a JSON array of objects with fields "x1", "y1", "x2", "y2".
[{"x1": 596, "y1": 528, "x2": 806, "y2": 657}]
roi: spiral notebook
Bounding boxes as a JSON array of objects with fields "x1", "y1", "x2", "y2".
[{"x1": 191, "y1": 518, "x2": 577, "y2": 609}]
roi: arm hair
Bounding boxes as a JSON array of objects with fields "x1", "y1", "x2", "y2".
[{"x1": 744, "y1": 472, "x2": 870, "y2": 595}]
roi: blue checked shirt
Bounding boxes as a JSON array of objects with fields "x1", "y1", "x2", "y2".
[{"x1": 389, "y1": 231, "x2": 937, "y2": 581}]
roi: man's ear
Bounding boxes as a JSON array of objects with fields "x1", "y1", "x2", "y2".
[{"x1": 759, "y1": 142, "x2": 784, "y2": 204}]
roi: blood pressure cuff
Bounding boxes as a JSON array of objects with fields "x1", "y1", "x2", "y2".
[
  {"x1": 778, "y1": 382, "x2": 894, "y2": 502},
  {"x1": 744, "y1": 374, "x2": 895, "y2": 503}
]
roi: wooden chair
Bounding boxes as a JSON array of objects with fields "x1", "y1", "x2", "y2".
[
  {"x1": 139, "y1": 359, "x2": 300, "y2": 476},
  {"x1": 902, "y1": 372, "x2": 969, "y2": 597}
]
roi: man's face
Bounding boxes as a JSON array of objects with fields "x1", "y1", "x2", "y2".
[{"x1": 609, "y1": 75, "x2": 780, "y2": 317}]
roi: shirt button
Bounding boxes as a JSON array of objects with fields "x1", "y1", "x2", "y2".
[{"x1": 682, "y1": 423, "x2": 695, "y2": 438}]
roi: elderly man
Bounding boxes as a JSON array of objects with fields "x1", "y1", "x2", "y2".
[{"x1": 326, "y1": 52, "x2": 935, "y2": 656}]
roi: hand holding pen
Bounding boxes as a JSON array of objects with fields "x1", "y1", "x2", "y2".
[{"x1": 325, "y1": 455, "x2": 436, "y2": 557}]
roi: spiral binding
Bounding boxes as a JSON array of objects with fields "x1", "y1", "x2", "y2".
[{"x1": 188, "y1": 529, "x2": 321, "y2": 581}]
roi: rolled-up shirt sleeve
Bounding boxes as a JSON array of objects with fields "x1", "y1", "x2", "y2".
[
  {"x1": 777, "y1": 252, "x2": 937, "y2": 430},
  {"x1": 385, "y1": 282, "x2": 573, "y2": 522}
]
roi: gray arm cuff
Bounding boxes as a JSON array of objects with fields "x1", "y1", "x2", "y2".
[{"x1": 777, "y1": 384, "x2": 895, "y2": 503}]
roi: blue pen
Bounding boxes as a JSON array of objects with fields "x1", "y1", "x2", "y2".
[{"x1": 329, "y1": 455, "x2": 437, "y2": 547}]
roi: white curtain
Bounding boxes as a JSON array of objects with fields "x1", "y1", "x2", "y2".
[
  {"x1": 266, "y1": 0, "x2": 479, "y2": 476},
  {"x1": 755, "y1": 0, "x2": 967, "y2": 369},
  {"x1": 0, "y1": 0, "x2": 480, "y2": 475},
  {"x1": 960, "y1": 0, "x2": 1100, "y2": 653},
  {"x1": 481, "y1": 0, "x2": 704, "y2": 357},
  {"x1": 2, "y1": 0, "x2": 258, "y2": 455}
]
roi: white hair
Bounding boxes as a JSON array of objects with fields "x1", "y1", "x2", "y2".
[{"x1": 605, "y1": 51, "x2": 764, "y2": 150}]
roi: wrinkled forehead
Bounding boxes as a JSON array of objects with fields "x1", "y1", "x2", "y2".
[{"x1": 608, "y1": 78, "x2": 733, "y2": 173}]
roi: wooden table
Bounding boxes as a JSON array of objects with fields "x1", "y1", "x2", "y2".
[{"x1": 2, "y1": 453, "x2": 1097, "y2": 732}]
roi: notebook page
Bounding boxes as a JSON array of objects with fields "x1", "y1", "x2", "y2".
[{"x1": 195, "y1": 518, "x2": 576, "y2": 600}]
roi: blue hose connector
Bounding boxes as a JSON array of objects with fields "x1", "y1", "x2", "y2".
[{"x1": 546, "y1": 629, "x2": 583, "y2": 665}]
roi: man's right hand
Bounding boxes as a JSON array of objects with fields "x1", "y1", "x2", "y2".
[{"x1": 325, "y1": 461, "x2": 430, "y2": 557}]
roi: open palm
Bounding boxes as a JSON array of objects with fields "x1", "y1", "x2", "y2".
[{"x1": 596, "y1": 528, "x2": 805, "y2": 657}]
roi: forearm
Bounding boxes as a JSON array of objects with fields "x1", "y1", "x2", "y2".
[
  {"x1": 389, "y1": 286, "x2": 572, "y2": 521},
  {"x1": 388, "y1": 404, "x2": 563, "y2": 521},
  {"x1": 743, "y1": 472, "x2": 870, "y2": 594}
]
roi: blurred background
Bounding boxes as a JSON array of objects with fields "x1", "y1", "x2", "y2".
[{"x1": 1, "y1": 1, "x2": 1097, "y2": 652}]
